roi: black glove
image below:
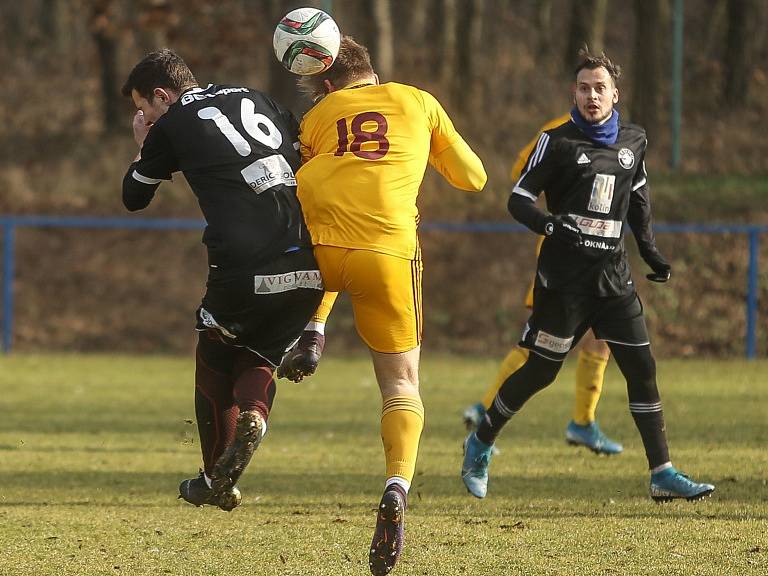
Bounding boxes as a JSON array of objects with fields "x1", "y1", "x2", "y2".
[
  {"x1": 642, "y1": 249, "x2": 671, "y2": 283},
  {"x1": 543, "y1": 215, "x2": 582, "y2": 247}
]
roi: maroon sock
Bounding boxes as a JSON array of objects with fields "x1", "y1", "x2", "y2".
[
  {"x1": 232, "y1": 350, "x2": 276, "y2": 421},
  {"x1": 195, "y1": 342, "x2": 238, "y2": 476}
]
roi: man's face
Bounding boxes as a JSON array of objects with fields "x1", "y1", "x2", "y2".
[
  {"x1": 131, "y1": 88, "x2": 172, "y2": 125},
  {"x1": 574, "y1": 67, "x2": 619, "y2": 124}
]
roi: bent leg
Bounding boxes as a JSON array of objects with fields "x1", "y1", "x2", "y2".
[
  {"x1": 481, "y1": 346, "x2": 530, "y2": 409},
  {"x1": 476, "y1": 352, "x2": 563, "y2": 445},
  {"x1": 195, "y1": 333, "x2": 238, "y2": 476},
  {"x1": 232, "y1": 349, "x2": 276, "y2": 423}
]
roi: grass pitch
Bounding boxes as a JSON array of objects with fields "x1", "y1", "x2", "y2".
[{"x1": 0, "y1": 354, "x2": 766, "y2": 575}]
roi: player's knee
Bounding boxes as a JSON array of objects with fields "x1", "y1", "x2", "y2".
[{"x1": 521, "y1": 352, "x2": 562, "y2": 388}]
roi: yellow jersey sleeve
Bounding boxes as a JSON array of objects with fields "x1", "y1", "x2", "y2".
[{"x1": 510, "y1": 113, "x2": 571, "y2": 181}]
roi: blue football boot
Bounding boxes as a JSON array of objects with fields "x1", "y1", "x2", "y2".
[
  {"x1": 462, "y1": 402, "x2": 486, "y2": 431},
  {"x1": 650, "y1": 467, "x2": 715, "y2": 502},
  {"x1": 462, "y1": 403, "x2": 501, "y2": 455},
  {"x1": 565, "y1": 420, "x2": 623, "y2": 455},
  {"x1": 461, "y1": 432, "x2": 494, "y2": 498}
]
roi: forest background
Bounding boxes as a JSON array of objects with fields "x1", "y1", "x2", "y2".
[{"x1": 1, "y1": 0, "x2": 766, "y2": 357}]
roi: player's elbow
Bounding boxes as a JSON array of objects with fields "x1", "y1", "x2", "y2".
[
  {"x1": 461, "y1": 164, "x2": 487, "y2": 192},
  {"x1": 122, "y1": 174, "x2": 155, "y2": 211}
]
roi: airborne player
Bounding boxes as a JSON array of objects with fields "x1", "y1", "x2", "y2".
[
  {"x1": 294, "y1": 36, "x2": 486, "y2": 576},
  {"x1": 121, "y1": 49, "x2": 323, "y2": 511}
]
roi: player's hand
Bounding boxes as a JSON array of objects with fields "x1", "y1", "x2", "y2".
[
  {"x1": 132, "y1": 110, "x2": 152, "y2": 148},
  {"x1": 544, "y1": 215, "x2": 582, "y2": 247},
  {"x1": 642, "y1": 250, "x2": 671, "y2": 283}
]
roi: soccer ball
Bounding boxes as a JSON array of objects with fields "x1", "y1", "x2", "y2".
[{"x1": 273, "y1": 7, "x2": 341, "y2": 76}]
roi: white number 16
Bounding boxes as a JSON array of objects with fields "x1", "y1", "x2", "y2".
[{"x1": 197, "y1": 98, "x2": 283, "y2": 156}]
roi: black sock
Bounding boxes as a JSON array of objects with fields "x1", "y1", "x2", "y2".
[
  {"x1": 608, "y1": 343, "x2": 671, "y2": 470},
  {"x1": 630, "y1": 407, "x2": 670, "y2": 469}
]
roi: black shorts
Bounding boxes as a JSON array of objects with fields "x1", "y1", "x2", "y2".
[
  {"x1": 519, "y1": 286, "x2": 650, "y2": 361},
  {"x1": 195, "y1": 248, "x2": 324, "y2": 366}
]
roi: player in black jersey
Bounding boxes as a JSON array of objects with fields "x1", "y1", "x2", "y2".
[
  {"x1": 121, "y1": 49, "x2": 323, "y2": 511},
  {"x1": 462, "y1": 51, "x2": 714, "y2": 502}
]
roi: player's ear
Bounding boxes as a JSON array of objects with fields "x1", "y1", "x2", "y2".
[
  {"x1": 373, "y1": 73, "x2": 380, "y2": 86},
  {"x1": 153, "y1": 87, "x2": 171, "y2": 104},
  {"x1": 323, "y1": 79, "x2": 335, "y2": 94},
  {"x1": 612, "y1": 87, "x2": 619, "y2": 104}
]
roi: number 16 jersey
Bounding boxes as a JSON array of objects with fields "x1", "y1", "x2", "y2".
[
  {"x1": 297, "y1": 82, "x2": 483, "y2": 260},
  {"x1": 123, "y1": 84, "x2": 309, "y2": 276}
]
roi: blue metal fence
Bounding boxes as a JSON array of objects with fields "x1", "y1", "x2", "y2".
[{"x1": 0, "y1": 215, "x2": 764, "y2": 357}]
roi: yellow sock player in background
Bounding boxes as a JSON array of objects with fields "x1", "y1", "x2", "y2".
[{"x1": 463, "y1": 113, "x2": 622, "y2": 455}]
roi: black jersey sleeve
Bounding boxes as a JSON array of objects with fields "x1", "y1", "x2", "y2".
[
  {"x1": 627, "y1": 143, "x2": 661, "y2": 260},
  {"x1": 122, "y1": 124, "x2": 177, "y2": 211},
  {"x1": 508, "y1": 131, "x2": 560, "y2": 234}
]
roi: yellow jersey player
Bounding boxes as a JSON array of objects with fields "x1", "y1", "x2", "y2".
[
  {"x1": 462, "y1": 113, "x2": 623, "y2": 456},
  {"x1": 290, "y1": 36, "x2": 486, "y2": 576}
]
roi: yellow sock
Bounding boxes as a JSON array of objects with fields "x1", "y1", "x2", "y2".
[
  {"x1": 481, "y1": 346, "x2": 529, "y2": 409},
  {"x1": 381, "y1": 395, "x2": 425, "y2": 483},
  {"x1": 573, "y1": 349, "x2": 609, "y2": 425},
  {"x1": 312, "y1": 291, "x2": 338, "y2": 324}
]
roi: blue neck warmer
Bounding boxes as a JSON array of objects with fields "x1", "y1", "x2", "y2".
[{"x1": 570, "y1": 106, "x2": 619, "y2": 145}]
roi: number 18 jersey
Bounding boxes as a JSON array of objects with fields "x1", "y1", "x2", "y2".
[{"x1": 296, "y1": 82, "x2": 463, "y2": 259}]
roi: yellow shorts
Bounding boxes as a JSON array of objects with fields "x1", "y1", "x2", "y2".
[
  {"x1": 524, "y1": 235, "x2": 546, "y2": 309},
  {"x1": 314, "y1": 245, "x2": 423, "y2": 353}
]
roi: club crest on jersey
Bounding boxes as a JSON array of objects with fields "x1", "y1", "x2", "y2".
[{"x1": 618, "y1": 148, "x2": 635, "y2": 169}]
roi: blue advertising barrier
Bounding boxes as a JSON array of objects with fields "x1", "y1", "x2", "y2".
[{"x1": 0, "y1": 215, "x2": 763, "y2": 357}]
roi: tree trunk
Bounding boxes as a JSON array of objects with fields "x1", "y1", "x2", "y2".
[
  {"x1": 456, "y1": 0, "x2": 484, "y2": 112},
  {"x1": 373, "y1": 0, "x2": 394, "y2": 81},
  {"x1": 90, "y1": 0, "x2": 120, "y2": 133},
  {"x1": 440, "y1": 0, "x2": 458, "y2": 90},
  {"x1": 564, "y1": 0, "x2": 609, "y2": 69},
  {"x1": 723, "y1": 0, "x2": 752, "y2": 106},
  {"x1": 631, "y1": 0, "x2": 663, "y2": 137}
]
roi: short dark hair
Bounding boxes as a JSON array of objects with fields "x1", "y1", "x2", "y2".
[
  {"x1": 298, "y1": 36, "x2": 374, "y2": 101},
  {"x1": 121, "y1": 48, "x2": 197, "y2": 101},
  {"x1": 574, "y1": 48, "x2": 621, "y2": 85}
]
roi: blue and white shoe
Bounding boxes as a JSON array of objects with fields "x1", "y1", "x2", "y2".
[
  {"x1": 650, "y1": 467, "x2": 715, "y2": 502},
  {"x1": 461, "y1": 432, "x2": 494, "y2": 498},
  {"x1": 462, "y1": 402, "x2": 486, "y2": 430},
  {"x1": 565, "y1": 420, "x2": 623, "y2": 455},
  {"x1": 462, "y1": 403, "x2": 501, "y2": 455}
]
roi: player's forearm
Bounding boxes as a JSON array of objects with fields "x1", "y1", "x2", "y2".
[
  {"x1": 508, "y1": 192, "x2": 548, "y2": 234},
  {"x1": 122, "y1": 165, "x2": 159, "y2": 211},
  {"x1": 429, "y1": 138, "x2": 487, "y2": 192},
  {"x1": 628, "y1": 186, "x2": 659, "y2": 257}
]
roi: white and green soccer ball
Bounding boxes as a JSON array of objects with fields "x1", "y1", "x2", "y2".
[{"x1": 273, "y1": 7, "x2": 341, "y2": 76}]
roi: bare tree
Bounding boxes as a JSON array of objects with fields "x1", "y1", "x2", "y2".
[
  {"x1": 630, "y1": 0, "x2": 664, "y2": 137},
  {"x1": 723, "y1": 0, "x2": 753, "y2": 106},
  {"x1": 91, "y1": 0, "x2": 120, "y2": 133},
  {"x1": 373, "y1": 0, "x2": 394, "y2": 81},
  {"x1": 455, "y1": 0, "x2": 485, "y2": 111},
  {"x1": 440, "y1": 0, "x2": 458, "y2": 89},
  {"x1": 564, "y1": 0, "x2": 609, "y2": 69}
]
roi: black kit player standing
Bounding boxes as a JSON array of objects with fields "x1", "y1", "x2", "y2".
[
  {"x1": 461, "y1": 50, "x2": 715, "y2": 502},
  {"x1": 121, "y1": 49, "x2": 323, "y2": 511}
]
